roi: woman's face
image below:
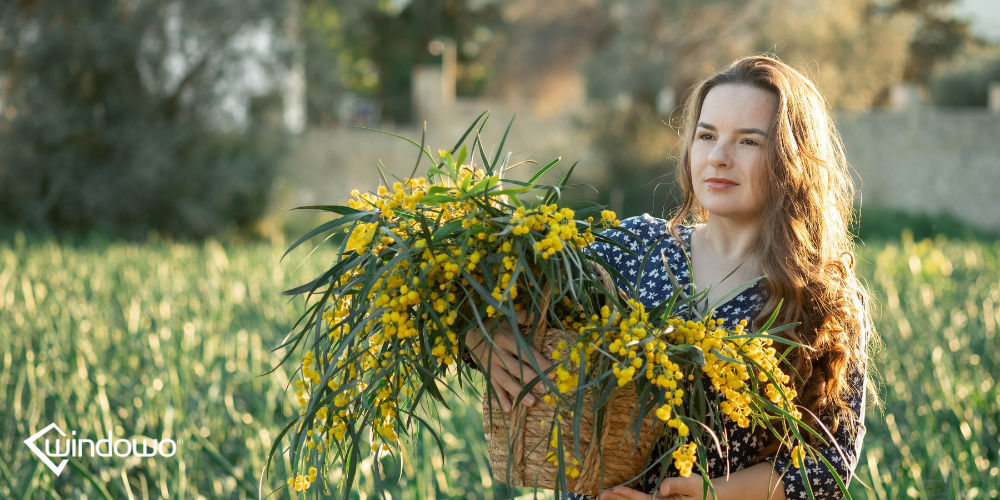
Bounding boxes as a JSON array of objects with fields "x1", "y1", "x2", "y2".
[{"x1": 689, "y1": 84, "x2": 778, "y2": 224}]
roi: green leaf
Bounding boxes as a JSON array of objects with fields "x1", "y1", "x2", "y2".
[
  {"x1": 528, "y1": 156, "x2": 560, "y2": 184},
  {"x1": 432, "y1": 220, "x2": 465, "y2": 244},
  {"x1": 426, "y1": 166, "x2": 449, "y2": 177},
  {"x1": 468, "y1": 175, "x2": 500, "y2": 195},
  {"x1": 455, "y1": 144, "x2": 468, "y2": 168},
  {"x1": 705, "y1": 275, "x2": 763, "y2": 313},
  {"x1": 709, "y1": 347, "x2": 746, "y2": 366},
  {"x1": 281, "y1": 211, "x2": 372, "y2": 260},
  {"x1": 489, "y1": 186, "x2": 533, "y2": 197},
  {"x1": 490, "y1": 114, "x2": 516, "y2": 173},
  {"x1": 419, "y1": 193, "x2": 460, "y2": 205},
  {"x1": 450, "y1": 111, "x2": 489, "y2": 155},
  {"x1": 760, "y1": 298, "x2": 785, "y2": 331},
  {"x1": 292, "y1": 204, "x2": 360, "y2": 215},
  {"x1": 358, "y1": 125, "x2": 437, "y2": 167}
]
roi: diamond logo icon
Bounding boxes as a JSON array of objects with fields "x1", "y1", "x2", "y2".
[{"x1": 24, "y1": 423, "x2": 69, "y2": 476}]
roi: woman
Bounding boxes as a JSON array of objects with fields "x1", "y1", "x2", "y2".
[{"x1": 467, "y1": 55, "x2": 873, "y2": 500}]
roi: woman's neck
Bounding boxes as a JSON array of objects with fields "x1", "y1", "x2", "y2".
[
  {"x1": 689, "y1": 218, "x2": 764, "y2": 309},
  {"x1": 696, "y1": 218, "x2": 762, "y2": 264}
]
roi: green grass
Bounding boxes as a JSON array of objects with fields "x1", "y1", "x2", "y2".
[
  {"x1": 1, "y1": 230, "x2": 997, "y2": 499},
  {"x1": 851, "y1": 232, "x2": 999, "y2": 498}
]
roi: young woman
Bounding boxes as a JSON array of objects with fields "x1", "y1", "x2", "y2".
[{"x1": 467, "y1": 55, "x2": 873, "y2": 500}]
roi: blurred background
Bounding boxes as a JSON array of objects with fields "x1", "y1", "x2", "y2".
[{"x1": 1, "y1": 0, "x2": 998, "y2": 498}]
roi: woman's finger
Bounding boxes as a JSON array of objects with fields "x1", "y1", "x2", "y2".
[
  {"x1": 488, "y1": 312, "x2": 554, "y2": 369},
  {"x1": 658, "y1": 476, "x2": 701, "y2": 499},
  {"x1": 491, "y1": 379, "x2": 513, "y2": 412},
  {"x1": 515, "y1": 309, "x2": 528, "y2": 325},
  {"x1": 493, "y1": 327, "x2": 554, "y2": 373},
  {"x1": 489, "y1": 356, "x2": 525, "y2": 397},
  {"x1": 478, "y1": 350, "x2": 529, "y2": 401},
  {"x1": 598, "y1": 487, "x2": 649, "y2": 499},
  {"x1": 506, "y1": 349, "x2": 554, "y2": 397},
  {"x1": 492, "y1": 352, "x2": 538, "y2": 405},
  {"x1": 501, "y1": 349, "x2": 542, "y2": 385},
  {"x1": 489, "y1": 371, "x2": 529, "y2": 413}
]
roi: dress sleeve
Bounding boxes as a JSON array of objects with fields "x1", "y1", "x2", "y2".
[
  {"x1": 770, "y1": 352, "x2": 868, "y2": 499},
  {"x1": 587, "y1": 215, "x2": 652, "y2": 294}
]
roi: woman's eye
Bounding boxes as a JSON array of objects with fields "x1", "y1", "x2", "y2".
[
  {"x1": 698, "y1": 133, "x2": 714, "y2": 141},
  {"x1": 741, "y1": 138, "x2": 760, "y2": 146}
]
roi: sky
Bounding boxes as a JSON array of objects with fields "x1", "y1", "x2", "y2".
[{"x1": 957, "y1": 0, "x2": 1000, "y2": 40}]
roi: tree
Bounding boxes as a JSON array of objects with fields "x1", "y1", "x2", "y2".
[
  {"x1": 0, "y1": 0, "x2": 289, "y2": 237},
  {"x1": 583, "y1": 0, "x2": 914, "y2": 112},
  {"x1": 755, "y1": 0, "x2": 914, "y2": 110},
  {"x1": 889, "y1": 0, "x2": 975, "y2": 83},
  {"x1": 929, "y1": 45, "x2": 1000, "y2": 106},
  {"x1": 300, "y1": 0, "x2": 502, "y2": 125},
  {"x1": 299, "y1": 1, "x2": 373, "y2": 126}
]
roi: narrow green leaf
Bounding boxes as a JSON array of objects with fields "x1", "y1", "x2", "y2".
[
  {"x1": 528, "y1": 156, "x2": 561, "y2": 184},
  {"x1": 455, "y1": 144, "x2": 468, "y2": 168},
  {"x1": 359, "y1": 125, "x2": 436, "y2": 166},
  {"x1": 281, "y1": 212, "x2": 371, "y2": 260},
  {"x1": 292, "y1": 204, "x2": 361, "y2": 215},
  {"x1": 490, "y1": 114, "x2": 516, "y2": 173},
  {"x1": 450, "y1": 111, "x2": 489, "y2": 154}
]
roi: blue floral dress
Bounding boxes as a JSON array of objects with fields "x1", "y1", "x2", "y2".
[{"x1": 567, "y1": 214, "x2": 867, "y2": 499}]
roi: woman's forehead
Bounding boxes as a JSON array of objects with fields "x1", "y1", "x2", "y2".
[{"x1": 699, "y1": 84, "x2": 778, "y2": 130}]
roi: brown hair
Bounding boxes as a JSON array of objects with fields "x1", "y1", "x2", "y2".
[{"x1": 669, "y1": 55, "x2": 873, "y2": 453}]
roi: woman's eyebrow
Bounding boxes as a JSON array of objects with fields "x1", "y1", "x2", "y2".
[{"x1": 696, "y1": 122, "x2": 768, "y2": 136}]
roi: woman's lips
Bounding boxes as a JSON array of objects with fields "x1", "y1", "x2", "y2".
[{"x1": 706, "y1": 177, "x2": 738, "y2": 190}]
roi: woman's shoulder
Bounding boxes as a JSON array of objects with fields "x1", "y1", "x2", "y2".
[
  {"x1": 616, "y1": 214, "x2": 692, "y2": 247},
  {"x1": 592, "y1": 215, "x2": 692, "y2": 270}
]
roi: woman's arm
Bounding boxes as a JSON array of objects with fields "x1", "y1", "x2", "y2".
[
  {"x1": 599, "y1": 462, "x2": 786, "y2": 500},
  {"x1": 768, "y1": 346, "x2": 868, "y2": 499},
  {"x1": 710, "y1": 463, "x2": 788, "y2": 500},
  {"x1": 768, "y1": 373, "x2": 867, "y2": 499},
  {"x1": 601, "y1": 354, "x2": 868, "y2": 500}
]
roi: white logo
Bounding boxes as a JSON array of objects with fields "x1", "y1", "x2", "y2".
[{"x1": 24, "y1": 423, "x2": 178, "y2": 476}]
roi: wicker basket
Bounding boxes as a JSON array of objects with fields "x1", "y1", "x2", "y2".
[
  {"x1": 482, "y1": 328, "x2": 659, "y2": 495},
  {"x1": 482, "y1": 269, "x2": 659, "y2": 495}
]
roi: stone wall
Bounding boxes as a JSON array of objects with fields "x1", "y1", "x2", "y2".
[
  {"x1": 277, "y1": 108, "x2": 1000, "y2": 232},
  {"x1": 277, "y1": 107, "x2": 601, "y2": 210},
  {"x1": 838, "y1": 109, "x2": 1000, "y2": 231}
]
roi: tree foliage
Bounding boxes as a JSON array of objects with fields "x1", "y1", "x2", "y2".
[
  {"x1": 583, "y1": 0, "x2": 914, "y2": 112},
  {"x1": 889, "y1": 0, "x2": 975, "y2": 82},
  {"x1": 0, "y1": 0, "x2": 288, "y2": 237},
  {"x1": 930, "y1": 46, "x2": 1000, "y2": 106},
  {"x1": 301, "y1": 0, "x2": 502, "y2": 125}
]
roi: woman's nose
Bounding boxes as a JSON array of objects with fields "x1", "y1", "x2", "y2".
[{"x1": 707, "y1": 141, "x2": 730, "y2": 167}]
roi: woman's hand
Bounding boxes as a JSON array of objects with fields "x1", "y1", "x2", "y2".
[
  {"x1": 599, "y1": 476, "x2": 702, "y2": 500},
  {"x1": 465, "y1": 310, "x2": 553, "y2": 412},
  {"x1": 599, "y1": 463, "x2": 786, "y2": 500}
]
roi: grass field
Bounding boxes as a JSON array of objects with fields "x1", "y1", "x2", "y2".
[{"x1": 1, "y1": 230, "x2": 997, "y2": 499}]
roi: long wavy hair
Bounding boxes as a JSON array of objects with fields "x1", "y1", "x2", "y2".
[{"x1": 668, "y1": 55, "x2": 874, "y2": 454}]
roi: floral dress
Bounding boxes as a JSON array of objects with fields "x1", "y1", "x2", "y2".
[{"x1": 567, "y1": 214, "x2": 867, "y2": 500}]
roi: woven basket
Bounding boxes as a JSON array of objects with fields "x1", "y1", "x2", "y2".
[{"x1": 482, "y1": 270, "x2": 659, "y2": 495}]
